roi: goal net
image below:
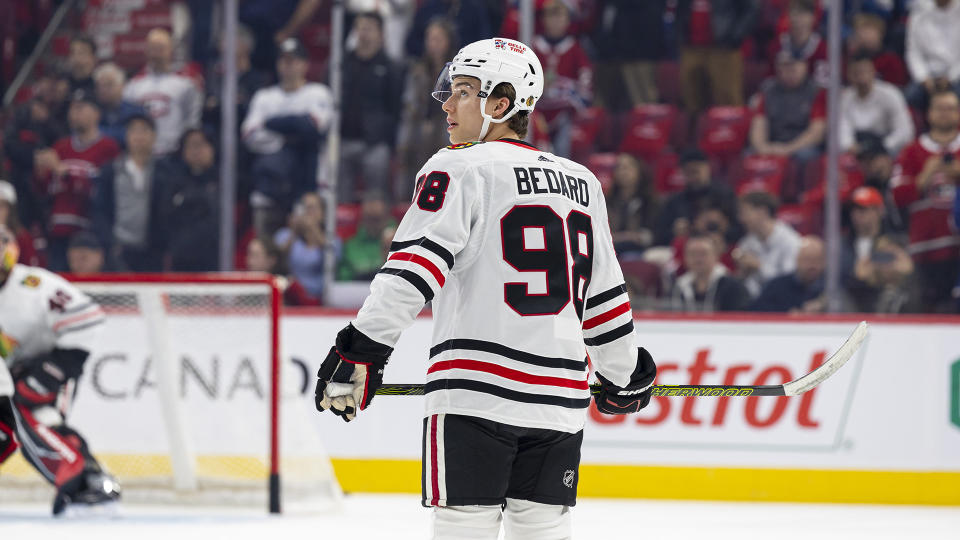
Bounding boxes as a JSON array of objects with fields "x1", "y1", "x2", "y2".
[{"x1": 0, "y1": 274, "x2": 341, "y2": 512}]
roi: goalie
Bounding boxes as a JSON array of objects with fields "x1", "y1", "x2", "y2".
[{"x1": 0, "y1": 225, "x2": 119, "y2": 516}]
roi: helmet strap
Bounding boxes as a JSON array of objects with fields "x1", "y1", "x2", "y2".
[{"x1": 475, "y1": 96, "x2": 517, "y2": 142}]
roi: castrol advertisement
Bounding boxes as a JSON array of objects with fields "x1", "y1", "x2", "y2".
[{"x1": 585, "y1": 324, "x2": 859, "y2": 450}]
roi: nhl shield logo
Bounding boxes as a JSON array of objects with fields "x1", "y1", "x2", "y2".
[{"x1": 562, "y1": 469, "x2": 575, "y2": 488}]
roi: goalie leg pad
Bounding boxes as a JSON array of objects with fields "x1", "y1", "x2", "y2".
[
  {"x1": 503, "y1": 498, "x2": 572, "y2": 540},
  {"x1": 0, "y1": 396, "x2": 17, "y2": 465},
  {"x1": 431, "y1": 505, "x2": 503, "y2": 540},
  {"x1": 12, "y1": 402, "x2": 92, "y2": 486}
]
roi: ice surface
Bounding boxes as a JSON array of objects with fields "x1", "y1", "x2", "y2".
[{"x1": 1, "y1": 494, "x2": 958, "y2": 539}]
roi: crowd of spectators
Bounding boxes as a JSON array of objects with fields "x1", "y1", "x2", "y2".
[{"x1": 0, "y1": 0, "x2": 959, "y2": 314}]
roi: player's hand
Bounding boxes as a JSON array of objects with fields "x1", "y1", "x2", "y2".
[
  {"x1": 594, "y1": 348, "x2": 657, "y2": 415},
  {"x1": 315, "y1": 324, "x2": 392, "y2": 422}
]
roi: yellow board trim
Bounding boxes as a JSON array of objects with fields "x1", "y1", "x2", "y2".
[
  {"x1": 1, "y1": 453, "x2": 268, "y2": 480},
  {"x1": 5, "y1": 454, "x2": 958, "y2": 505},
  {"x1": 329, "y1": 459, "x2": 960, "y2": 506}
]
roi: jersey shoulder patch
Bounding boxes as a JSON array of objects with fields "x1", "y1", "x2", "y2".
[
  {"x1": 445, "y1": 141, "x2": 483, "y2": 150},
  {"x1": 20, "y1": 275, "x2": 41, "y2": 288}
]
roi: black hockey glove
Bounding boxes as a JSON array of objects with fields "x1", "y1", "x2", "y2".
[
  {"x1": 315, "y1": 324, "x2": 393, "y2": 422},
  {"x1": 594, "y1": 347, "x2": 657, "y2": 415}
]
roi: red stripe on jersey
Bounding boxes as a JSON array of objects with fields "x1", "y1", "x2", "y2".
[
  {"x1": 52, "y1": 307, "x2": 105, "y2": 332},
  {"x1": 388, "y1": 252, "x2": 446, "y2": 287},
  {"x1": 430, "y1": 415, "x2": 440, "y2": 506},
  {"x1": 428, "y1": 359, "x2": 589, "y2": 390},
  {"x1": 582, "y1": 301, "x2": 630, "y2": 330}
]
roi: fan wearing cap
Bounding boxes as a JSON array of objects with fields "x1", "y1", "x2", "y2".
[
  {"x1": 36, "y1": 89, "x2": 120, "y2": 271},
  {"x1": 855, "y1": 135, "x2": 907, "y2": 234},
  {"x1": 654, "y1": 147, "x2": 739, "y2": 246},
  {"x1": 314, "y1": 37, "x2": 656, "y2": 539},
  {"x1": 842, "y1": 186, "x2": 915, "y2": 313},
  {"x1": 242, "y1": 37, "x2": 333, "y2": 238}
]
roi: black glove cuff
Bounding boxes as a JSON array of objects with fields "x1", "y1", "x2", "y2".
[
  {"x1": 335, "y1": 323, "x2": 393, "y2": 368},
  {"x1": 597, "y1": 347, "x2": 657, "y2": 391}
]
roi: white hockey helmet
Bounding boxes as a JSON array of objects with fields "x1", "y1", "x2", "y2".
[
  {"x1": 0, "y1": 225, "x2": 18, "y2": 275},
  {"x1": 432, "y1": 37, "x2": 544, "y2": 141}
]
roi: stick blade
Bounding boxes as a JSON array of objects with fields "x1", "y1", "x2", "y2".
[{"x1": 782, "y1": 321, "x2": 868, "y2": 397}]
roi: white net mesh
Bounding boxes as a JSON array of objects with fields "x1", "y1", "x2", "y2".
[{"x1": 0, "y1": 277, "x2": 341, "y2": 511}]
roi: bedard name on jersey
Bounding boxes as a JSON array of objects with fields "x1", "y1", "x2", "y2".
[
  {"x1": 352, "y1": 138, "x2": 642, "y2": 434},
  {"x1": 513, "y1": 166, "x2": 590, "y2": 207}
]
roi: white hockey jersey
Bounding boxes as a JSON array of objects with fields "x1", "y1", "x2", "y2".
[
  {"x1": 0, "y1": 265, "x2": 104, "y2": 369},
  {"x1": 123, "y1": 68, "x2": 203, "y2": 155},
  {"x1": 242, "y1": 83, "x2": 335, "y2": 155},
  {"x1": 353, "y1": 139, "x2": 641, "y2": 433}
]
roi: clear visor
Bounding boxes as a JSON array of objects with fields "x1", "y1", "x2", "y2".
[{"x1": 430, "y1": 63, "x2": 453, "y2": 103}]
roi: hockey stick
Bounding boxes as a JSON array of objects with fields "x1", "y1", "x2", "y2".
[{"x1": 375, "y1": 321, "x2": 868, "y2": 398}]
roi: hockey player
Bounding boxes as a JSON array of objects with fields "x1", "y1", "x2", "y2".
[
  {"x1": 0, "y1": 225, "x2": 119, "y2": 516},
  {"x1": 315, "y1": 37, "x2": 656, "y2": 539}
]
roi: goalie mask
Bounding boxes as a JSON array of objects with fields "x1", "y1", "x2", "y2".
[
  {"x1": 432, "y1": 37, "x2": 544, "y2": 141},
  {"x1": 0, "y1": 225, "x2": 18, "y2": 275}
]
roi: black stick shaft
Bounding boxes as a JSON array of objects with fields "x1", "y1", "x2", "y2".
[{"x1": 375, "y1": 383, "x2": 786, "y2": 397}]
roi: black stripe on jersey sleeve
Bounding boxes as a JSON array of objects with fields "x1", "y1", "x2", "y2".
[
  {"x1": 390, "y1": 237, "x2": 455, "y2": 269},
  {"x1": 378, "y1": 268, "x2": 436, "y2": 302},
  {"x1": 430, "y1": 338, "x2": 587, "y2": 371},
  {"x1": 425, "y1": 379, "x2": 591, "y2": 409},
  {"x1": 584, "y1": 283, "x2": 627, "y2": 310},
  {"x1": 583, "y1": 321, "x2": 635, "y2": 347}
]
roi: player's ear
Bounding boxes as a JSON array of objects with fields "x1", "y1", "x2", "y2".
[{"x1": 490, "y1": 96, "x2": 511, "y2": 119}]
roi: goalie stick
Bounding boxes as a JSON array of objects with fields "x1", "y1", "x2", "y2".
[{"x1": 375, "y1": 321, "x2": 868, "y2": 398}]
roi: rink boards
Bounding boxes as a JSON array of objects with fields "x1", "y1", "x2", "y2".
[
  {"x1": 289, "y1": 312, "x2": 960, "y2": 505},
  {"x1": 6, "y1": 310, "x2": 960, "y2": 505}
]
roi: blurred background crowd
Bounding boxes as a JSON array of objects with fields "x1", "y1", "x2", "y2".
[{"x1": 0, "y1": 0, "x2": 957, "y2": 314}]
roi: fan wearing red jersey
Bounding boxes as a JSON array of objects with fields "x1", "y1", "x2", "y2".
[
  {"x1": 0, "y1": 226, "x2": 119, "y2": 516},
  {"x1": 315, "y1": 38, "x2": 656, "y2": 540},
  {"x1": 34, "y1": 89, "x2": 120, "y2": 271},
  {"x1": 890, "y1": 89, "x2": 960, "y2": 312}
]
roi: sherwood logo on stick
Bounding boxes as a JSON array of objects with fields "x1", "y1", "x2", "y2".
[{"x1": 589, "y1": 348, "x2": 829, "y2": 429}]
